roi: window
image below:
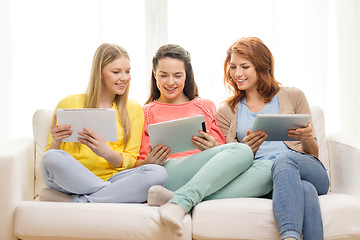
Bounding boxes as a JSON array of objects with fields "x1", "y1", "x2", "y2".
[
  {"x1": 7, "y1": 0, "x2": 359, "y2": 140},
  {"x1": 10, "y1": 0, "x2": 146, "y2": 138}
]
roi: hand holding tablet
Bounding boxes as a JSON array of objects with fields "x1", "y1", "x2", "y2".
[
  {"x1": 56, "y1": 108, "x2": 118, "y2": 142},
  {"x1": 251, "y1": 114, "x2": 311, "y2": 141},
  {"x1": 147, "y1": 115, "x2": 206, "y2": 154}
]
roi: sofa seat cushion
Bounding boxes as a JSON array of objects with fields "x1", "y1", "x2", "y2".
[
  {"x1": 192, "y1": 194, "x2": 360, "y2": 240},
  {"x1": 14, "y1": 201, "x2": 192, "y2": 240}
]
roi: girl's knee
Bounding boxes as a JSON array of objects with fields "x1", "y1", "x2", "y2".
[
  {"x1": 226, "y1": 142, "x2": 253, "y2": 162},
  {"x1": 271, "y1": 153, "x2": 299, "y2": 175},
  {"x1": 302, "y1": 180, "x2": 320, "y2": 207},
  {"x1": 41, "y1": 149, "x2": 65, "y2": 168},
  {"x1": 302, "y1": 180, "x2": 317, "y2": 195},
  {"x1": 275, "y1": 152, "x2": 298, "y2": 163},
  {"x1": 228, "y1": 142, "x2": 252, "y2": 153},
  {"x1": 303, "y1": 178, "x2": 329, "y2": 196},
  {"x1": 233, "y1": 143, "x2": 253, "y2": 170},
  {"x1": 255, "y1": 161, "x2": 274, "y2": 190},
  {"x1": 142, "y1": 164, "x2": 168, "y2": 186},
  {"x1": 41, "y1": 150, "x2": 75, "y2": 175}
]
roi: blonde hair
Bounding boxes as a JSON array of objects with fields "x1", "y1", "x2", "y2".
[{"x1": 85, "y1": 43, "x2": 131, "y2": 145}]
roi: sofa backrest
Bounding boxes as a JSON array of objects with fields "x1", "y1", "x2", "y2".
[
  {"x1": 32, "y1": 106, "x2": 330, "y2": 198},
  {"x1": 33, "y1": 109, "x2": 53, "y2": 197},
  {"x1": 310, "y1": 106, "x2": 329, "y2": 171}
]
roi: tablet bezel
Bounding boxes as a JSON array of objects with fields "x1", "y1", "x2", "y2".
[
  {"x1": 251, "y1": 114, "x2": 311, "y2": 141},
  {"x1": 56, "y1": 108, "x2": 118, "y2": 142},
  {"x1": 147, "y1": 115, "x2": 206, "y2": 154}
]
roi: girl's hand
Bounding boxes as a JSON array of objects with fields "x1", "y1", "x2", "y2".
[
  {"x1": 192, "y1": 130, "x2": 219, "y2": 151},
  {"x1": 242, "y1": 130, "x2": 268, "y2": 156},
  {"x1": 287, "y1": 122, "x2": 314, "y2": 142},
  {"x1": 78, "y1": 127, "x2": 112, "y2": 159},
  {"x1": 287, "y1": 122, "x2": 318, "y2": 157},
  {"x1": 49, "y1": 114, "x2": 73, "y2": 149},
  {"x1": 143, "y1": 144, "x2": 171, "y2": 165}
]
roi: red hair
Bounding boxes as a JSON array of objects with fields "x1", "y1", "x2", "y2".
[{"x1": 223, "y1": 37, "x2": 281, "y2": 111}]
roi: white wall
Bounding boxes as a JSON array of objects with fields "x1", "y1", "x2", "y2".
[
  {"x1": 8, "y1": 0, "x2": 147, "y2": 140},
  {"x1": 1, "y1": 0, "x2": 359, "y2": 144},
  {"x1": 0, "y1": 0, "x2": 12, "y2": 144},
  {"x1": 336, "y1": 0, "x2": 360, "y2": 137},
  {"x1": 145, "y1": 0, "x2": 168, "y2": 94}
]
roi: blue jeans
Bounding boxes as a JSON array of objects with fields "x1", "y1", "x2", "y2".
[
  {"x1": 41, "y1": 149, "x2": 167, "y2": 203},
  {"x1": 271, "y1": 151, "x2": 329, "y2": 240}
]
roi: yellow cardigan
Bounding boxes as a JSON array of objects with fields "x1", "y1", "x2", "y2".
[{"x1": 46, "y1": 94, "x2": 144, "y2": 181}]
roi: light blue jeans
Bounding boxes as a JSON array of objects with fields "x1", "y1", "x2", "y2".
[
  {"x1": 271, "y1": 151, "x2": 329, "y2": 240},
  {"x1": 41, "y1": 149, "x2": 167, "y2": 203},
  {"x1": 163, "y1": 142, "x2": 274, "y2": 212}
]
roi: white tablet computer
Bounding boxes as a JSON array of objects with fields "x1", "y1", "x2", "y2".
[
  {"x1": 56, "y1": 108, "x2": 118, "y2": 142},
  {"x1": 251, "y1": 114, "x2": 311, "y2": 141},
  {"x1": 147, "y1": 115, "x2": 206, "y2": 154}
]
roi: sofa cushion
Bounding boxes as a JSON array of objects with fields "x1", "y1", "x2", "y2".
[
  {"x1": 32, "y1": 109, "x2": 52, "y2": 197},
  {"x1": 14, "y1": 201, "x2": 192, "y2": 240},
  {"x1": 192, "y1": 198, "x2": 277, "y2": 240},
  {"x1": 311, "y1": 105, "x2": 329, "y2": 172},
  {"x1": 192, "y1": 194, "x2": 360, "y2": 240},
  {"x1": 328, "y1": 134, "x2": 360, "y2": 197}
]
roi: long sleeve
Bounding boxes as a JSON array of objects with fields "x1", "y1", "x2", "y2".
[
  {"x1": 216, "y1": 102, "x2": 238, "y2": 143},
  {"x1": 138, "y1": 117, "x2": 151, "y2": 161},
  {"x1": 113, "y1": 99, "x2": 144, "y2": 169},
  {"x1": 45, "y1": 94, "x2": 86, "y2": 150}
]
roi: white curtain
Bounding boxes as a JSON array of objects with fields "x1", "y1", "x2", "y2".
[
  {"x1": 2, "y1": 0, "x2": 359, "y2": 142},
  {"x1": 0, "y1": 0, "x2": 12, "y2": 145},
  {"x1": 334, "y1": 0, "x2": 360, "y2": 137},
  {"x1": 8, "y1": 0, "x2": 147, "y2": 140},
  {"x1": 167, "y1": 0, "x2": 360, "y2": 137}
]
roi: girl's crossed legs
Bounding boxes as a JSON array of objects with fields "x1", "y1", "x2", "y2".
[
  {"x1": 40, "y1": 149, "x2": 167, "y2": 203},
  {"x1": 148, "y1": 142, "x2": 273, "y2": 236}
]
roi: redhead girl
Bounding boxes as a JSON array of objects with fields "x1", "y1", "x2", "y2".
[
  {"x1": 136, "y1": 44, "x2": 273, "y2": 237},
  {"x1": 217, "y1": 37, "x2": 329, "y2": 240},
  {"x1": 39, "y1": 43, "x2": 167, "y2": 203}
]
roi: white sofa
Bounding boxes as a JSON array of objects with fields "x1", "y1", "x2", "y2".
[{"x1": 1, "y1": 106, "x2": 360, "y2": 240}]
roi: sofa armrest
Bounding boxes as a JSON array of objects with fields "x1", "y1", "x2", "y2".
[
  {"x1": 0, "y1": 138, "x2": 34, "y2": 240},
  {"x1": 327, "y1": 134, "x2": 360, "y2": 197}
]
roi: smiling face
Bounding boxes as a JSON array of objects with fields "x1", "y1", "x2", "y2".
[
  {"x1": 154, "y1": 57, "x2": 189, "y2": 104},
  {"x1": 229, "y1": 53, "x2": 258, "y2": 93},
  {"x1": 101, "y1": 56, "x2": 131, "y2": 98}
]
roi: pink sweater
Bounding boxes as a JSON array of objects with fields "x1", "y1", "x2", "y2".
[{"x1": 138, "y1": 98, "x2": 226, "y2": 162}]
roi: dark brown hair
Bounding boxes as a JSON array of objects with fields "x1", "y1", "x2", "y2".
[{"x1": 145, "y1": 44, "x2": 198, "y2": 104}]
